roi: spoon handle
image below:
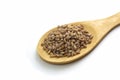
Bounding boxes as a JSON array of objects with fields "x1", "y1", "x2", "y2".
[
  {"x1": 96, "y1": 12, "x2": 120, "y2": 36},
  {"x1": 105, "y1": 12, "x2": 120, "y2": 27}
]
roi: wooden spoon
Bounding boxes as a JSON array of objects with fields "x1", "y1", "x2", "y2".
[{"x1": 37, "y1": 12, "x2": 120, "y2": 64}]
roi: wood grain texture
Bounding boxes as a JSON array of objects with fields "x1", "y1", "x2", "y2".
[{"x1": 37, "y1": 12, "x2": 120, "y2": 64}]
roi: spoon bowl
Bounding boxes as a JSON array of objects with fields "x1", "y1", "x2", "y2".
[{"x1": 37, "y1": 12, "x2": 120, "y2": 64}]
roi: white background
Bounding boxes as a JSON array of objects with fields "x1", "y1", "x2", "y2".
[{"x1": 0, "y1": 0, "x2": 120, "y2": 80}]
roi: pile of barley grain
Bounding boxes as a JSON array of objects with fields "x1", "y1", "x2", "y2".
[{"x1": 41, "y1": 25, "x2": 93, "y2": 57}]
